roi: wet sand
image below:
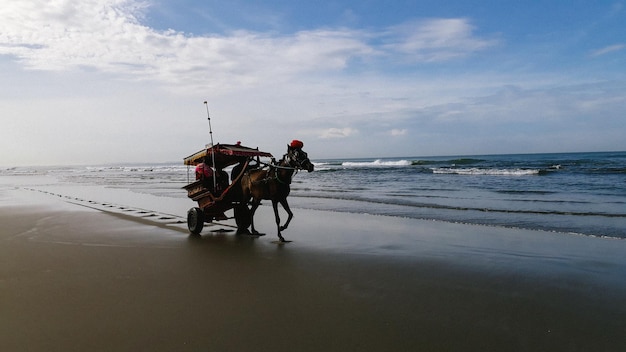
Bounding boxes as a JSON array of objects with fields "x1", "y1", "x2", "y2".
[{"x1": 1, "y1": 185, "x2": 625, "y2": 351}]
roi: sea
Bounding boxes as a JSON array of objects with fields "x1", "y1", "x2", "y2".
[{"x1": 2, "y1": 151, "x2": 625, "y2": 239}]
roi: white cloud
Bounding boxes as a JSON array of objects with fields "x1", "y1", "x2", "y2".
[
  {"x1": 1, "y1": 1, "x2": 624, "y2": 165},
  {"x1": 0, "y1": 0, "x2": 372, "y2": 93},
  {"x1": 590, "y1": 44, "x2": 625, "y2": 57},
  {"x1": 0, "y1": 1, "x2": 497, "y2": 94},
  {"x1": 389, "y1": 128, "x2": 407, "y2": 136},
  {"x1": 319, "y1": 127, "x2": 358, "y2": 139},
  {"x1": 381, "y1": 18, "x2": 499, "y2": 62}
]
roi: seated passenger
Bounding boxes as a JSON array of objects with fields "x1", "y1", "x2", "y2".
[
  {"x1": 215, "y1": 168, "x2": 229, "y2": 195},
  {"x1": 195, "y1": 161, "x2": 214, "y2": 189}
]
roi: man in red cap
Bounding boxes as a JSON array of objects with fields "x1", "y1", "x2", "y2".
[{"x1": 290, "y1": 140, "x2": 304, "y2": 149}]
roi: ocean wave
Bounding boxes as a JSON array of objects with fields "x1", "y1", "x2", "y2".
[
  {"x1": 587, "y1": 167, "x2": 626, "y2": 174},
  {"x1": 495, "y1": 190, "x2": 558, "y2": 195},
  {"x1": 411, "y1": 158, "x2": 486, "y2": 166},
  {"x1": 0, "y1": 167, "x2": 45, "y2": 175},
  {"x1": 83, "y1": 165, "x2": 188, "y2": 173},
  {"x1": 341, "y1": 159, "x2": 412, "y2": 168},
  {"x1": 313, "y1": 161, "x2": 342, "y2": 167},
  {"x1": 431, "y1": 167, "x2": 541, "y2": 176},
  {"x1": 293, "y1": 193, "x2": 626, "y2": 218}
]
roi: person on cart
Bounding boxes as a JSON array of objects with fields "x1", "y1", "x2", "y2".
[
  {"x1": 215, "y1": 167, "x2": 229, "y2": 195},
  {"x1": 195, "y1": 158, "x2": 214, "y2": 188}
]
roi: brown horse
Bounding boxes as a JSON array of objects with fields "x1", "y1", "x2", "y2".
[{"x1": 241, "y1": 145, "x2": 314, "y2": 242}]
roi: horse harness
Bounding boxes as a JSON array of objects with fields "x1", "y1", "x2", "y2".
[{"x1": 247, "y1": 149, "x2": 305, "y2": 186}]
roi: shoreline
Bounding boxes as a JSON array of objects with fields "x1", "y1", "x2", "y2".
[{"x1": 1, "y1": 184, "x2": 626, "y2": 351}]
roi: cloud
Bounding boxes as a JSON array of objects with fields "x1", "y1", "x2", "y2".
[
  {"x1": 389, "y1": 128, "x2": 407, "y2": 136},
  {"x1": 590, "y1": 44, "x2": 625, "y2": 57},
  {"x1": 3, "y1": 1, "x2": 623, "y2": 165},
  {"x1": 0, "y1": 1, "x2": 497, "y2": 94},
  {"x1": 1, "y1": 1, "x2": 367, "y2": 88},
  {"x1": 380, "y1": 18, "x2": 499, "y2": 62},
  {"x1": 319, "y1": 127, "x2": 358, "y2": 139},
  {"x1": 0, "y1": 1, "x2": 507, "y2": 165}
]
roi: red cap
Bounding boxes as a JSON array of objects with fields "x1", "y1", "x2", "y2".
[{"x1": 290, "y1": 140, "x2": 304, "y2": 149}]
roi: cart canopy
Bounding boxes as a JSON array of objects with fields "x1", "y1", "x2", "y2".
[{"x1": 183, "y1": 143, "x2": 273, "y2": 168}]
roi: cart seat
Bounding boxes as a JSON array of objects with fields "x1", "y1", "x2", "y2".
[{"x1": 184, "y1": 180, "x2": 213, "y2": 199}]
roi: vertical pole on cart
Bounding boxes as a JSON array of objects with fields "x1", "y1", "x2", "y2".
[{"x1": 204, "y1": 101, "x2": 217, "y2": 191}]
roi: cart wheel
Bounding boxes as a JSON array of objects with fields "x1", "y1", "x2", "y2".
[{"x1": 187, "y1": 207, "x2": 205, "y2": 235}]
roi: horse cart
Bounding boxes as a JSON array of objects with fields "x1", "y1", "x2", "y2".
[{"x1": 183, "y1": 143, "x2": 272, "y2": 235}]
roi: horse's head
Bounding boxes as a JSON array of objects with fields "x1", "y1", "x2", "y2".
[{"x1": 286, "y1": 145, "x2": 314, "y2": 172}]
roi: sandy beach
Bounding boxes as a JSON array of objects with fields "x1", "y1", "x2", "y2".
[{"x1": 1, "y1": 182, "x2": 625, "y2": 351}]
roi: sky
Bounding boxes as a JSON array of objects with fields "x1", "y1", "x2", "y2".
[{"x1": 1, "y1": 0, "x2": 625, "y2": 166}]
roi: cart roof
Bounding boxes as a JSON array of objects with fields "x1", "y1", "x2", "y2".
[{"x1": 183, "y1": 143, "x2": 273, "y2": 168}]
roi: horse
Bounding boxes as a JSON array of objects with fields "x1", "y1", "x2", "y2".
[{"x1": 240, "y1": 144, "x2": 314, "y2": 242}]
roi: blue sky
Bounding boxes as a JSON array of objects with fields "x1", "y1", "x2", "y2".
[{"x1": 1, "y1": 0, "x2": 625, "y2": 166}]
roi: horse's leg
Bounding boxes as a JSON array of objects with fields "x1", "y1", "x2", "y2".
[
  {"x1": 249, "y1": 198, "x2": 261, "y2": 235},
  {"x1": 278, "y1": 198, "x2": 294, "y2": 232},
  {"x1": 272, "y1": 199, "x2": 285, "y2": 242}
]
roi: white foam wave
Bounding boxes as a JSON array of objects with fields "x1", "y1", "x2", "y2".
[
  {"x1": 431, "y1": 168, "x2": 540, "y2": 176},
  {"x1": 82, "y1": 165, "x2": 189, "y2": 173},
  {"x1": 342, "y1": 159, "x2": 411, "y2": 168}
]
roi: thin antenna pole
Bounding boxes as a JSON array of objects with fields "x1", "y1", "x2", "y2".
[{"x1": 204, "y1": 101, "x2": 217, "y2": 190}]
